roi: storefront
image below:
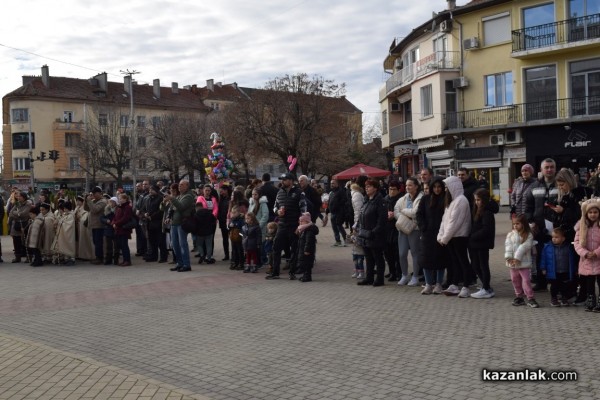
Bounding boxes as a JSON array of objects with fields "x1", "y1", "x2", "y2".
[
  {"x1": 394, "y1": 144, "x2": 420, "y2": 179},
  {"x1": 455, "y1": 146, "x2": 502, "y2": 202},
  {"x1": 525, "y1": 123, "x2": 600, "y2": 185},
  {"x1": 423, "y1": 149, "x2": 454, "y2": 177}
]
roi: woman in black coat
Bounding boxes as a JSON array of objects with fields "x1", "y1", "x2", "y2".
[
  {"x1": 416, "y1": 177, "x2": 448, "y2": 294},
  {"x1": 383, "y1": 181, "x2": 402, "y2": 281},
  {"x1": 357, "y1": 179, "x2": 388, "y2": 287}
]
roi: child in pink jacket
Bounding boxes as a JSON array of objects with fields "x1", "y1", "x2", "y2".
[{"x1": 574, "y1": 199, "x2": 600, "y2": 312}]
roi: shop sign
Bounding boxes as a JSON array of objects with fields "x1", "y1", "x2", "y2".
[
  {"x1": 394, "y1": 144, "x2": 418, "y2": 157},
  {"x1": 564, "y1": 129, "x2": 591, "y2": 148}
]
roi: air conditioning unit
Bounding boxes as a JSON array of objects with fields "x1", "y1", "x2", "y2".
[
  {"x1": 505, "y1": 129, "x2": 522, "y2": 144},
  {"x1": 452, "y1": 77, "x2": 469, "y2": 89},
  {"x1": 390, "y1": 103, "x2": 401, "y2": 112},
  {"x1": 490, "y1": 134, "x2": 505, "y2": 146},
  {"x1": 463, "y1": 37, "x2": 480, "y2": 50},
  {"x1": 440, "y1": 20, "x2": 452, "y2": 33}
]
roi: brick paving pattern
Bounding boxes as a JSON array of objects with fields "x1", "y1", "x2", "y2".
[{"x1": 0, "y1": 209, "x2": 598, "y2": 399}]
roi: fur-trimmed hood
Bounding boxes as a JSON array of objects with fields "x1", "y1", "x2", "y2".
[{"x1": 578, "y1": 198, "x2": 600, "y2": 247}]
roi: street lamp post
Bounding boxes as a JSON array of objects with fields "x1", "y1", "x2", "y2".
[{"x1": 121, "y1": 69, "x2": 140, "y2": 203}]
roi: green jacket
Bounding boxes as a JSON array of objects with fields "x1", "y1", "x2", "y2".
[{"x1": 170, "y1": 190, "x2": 195, "y2": 225}]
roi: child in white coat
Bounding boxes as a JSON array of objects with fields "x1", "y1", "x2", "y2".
[{"x1": 505, "y1": 214, "x2": 538, "y2": 308}]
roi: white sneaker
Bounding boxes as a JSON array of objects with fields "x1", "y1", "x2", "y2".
[
  {"x1": 432, "y1": 283, "x2": 443, "y2": 294},
  {"x1": 458, "y1": 286, "x2": 470, "y2": 298},
  {"x1": 421, "y1": 284, "x2": 433, "y2": 295},
  {"x1": 351, "y1": 271, "x2": 358, "y2": 278},
  {"x1": 407, "y1": 276, "x2": 419, "y2": 286},
  {"x1": 470, "y1": 288, "x2": 495, "y2": 299},
  {"x1": 357, "y1": 272, "x2": 365, "y2": 279},
  {"x1": 397, "y1": 275, "x2": 409, "y2": 286},
  {"x1": 443, "y1": 284, "x2": 460, "y2": 296}
]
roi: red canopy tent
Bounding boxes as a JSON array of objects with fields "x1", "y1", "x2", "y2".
[{"x1": 333, "y1": 163, "x2": 391, "y2": 180}]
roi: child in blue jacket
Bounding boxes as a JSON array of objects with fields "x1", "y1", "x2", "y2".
[{"x1": 540, "y1": 227, "x2": 577, "y2": 306}]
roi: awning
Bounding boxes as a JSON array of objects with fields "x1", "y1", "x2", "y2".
[
  {"x1": 431, "y1": 158, "x2": 453, "y2": 167},
  {"x1": 426, "y1": 149, "x2": 454, "y2": 159},
  {"x1": 418, "y1": 139, "x2": 445, "y2": 149},
  {"x1": 460, "y1": 160, "x2": 503, "y2": 169}
]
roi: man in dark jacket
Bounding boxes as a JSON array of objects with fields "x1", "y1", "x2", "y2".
[
  {"x1": 266, "y1": 172, "x2": 307, "y2": 280},
  {"x1": 326, "y1": 179, "x2": 348, "y2": 246},
  {"x1": 259, "y1": 173, "x2": 279, "y2": 221},
  {"x1": 298, "y1": 175, "x2": 322, "y2": 223},
  {"x1": 383, "y1": 181, "x2": 402, "y2": 281},
  {"x1": 457, "y1": 168, "x2": 485, "y2": 209},
  {"x1": 525, "y1": 158, "x2": 558, "y2": 291},
  {"x1": 143, "y1": 185, "x2": 164, "y2": 262}
]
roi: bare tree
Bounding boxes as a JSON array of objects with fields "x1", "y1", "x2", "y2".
[
  {"x1": 78, "y1": 106, "x2": 134, "y2": 188},
  {"x1": 235, "y1": 73, "x2": 349, "y2": 175}
]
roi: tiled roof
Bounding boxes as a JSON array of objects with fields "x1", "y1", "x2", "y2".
[
  {"x1": 4, "y1": 76, "x2": 211, "y2": 111},
  {"x1": 239, "y1": 87, "x2": 361, "y2": 114},
  {"x1": 195, "y1": 83, "x2": 249, "y2": 102}
]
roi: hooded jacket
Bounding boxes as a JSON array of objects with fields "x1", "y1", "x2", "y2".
[
  {"x1": 574, "y1": 199, "x2": 600, "y2": 276},
  {"x1": 468, "y1": 199, "x2": 499, "y2": 249},
  {"x1": 437, "y1": 176, "x2": 471, "y2": 245}
]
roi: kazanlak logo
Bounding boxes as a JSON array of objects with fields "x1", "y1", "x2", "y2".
[{"x1": 565, "y1": 128, "x2": 591, "y2": 148}]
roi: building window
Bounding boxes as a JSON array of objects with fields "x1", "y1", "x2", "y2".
[
  {"x1": 445, "y1": 80, "x2": 458, "y2": 112},
  {"x1": 12, "y1": 132, "x2": 35, "y2": 150},
  {"x1": 65, "y1": 132, "x2": 80, "y2": 147},
  {"x1": 11, "y1": 109, "x2": 29, "y2": 123},
  {"x1": 154, "y1": 159, "x2": 162, "y2": 169},
  {"x1": 525, "y1": 65, "x2": 557, "y2": 120},
  {"x1": 63, "y1": 111, "x2": 74, "y2": 122},
  {"x1": 485, "y1": 72, "x2": 513, "y2": 107},
  {"x1": 382, "y1": 110, "x2": 388, "y2": 135},
  {"x1": 570, "y1": 0, "x2": 600, "y2": 18},
  {"x1": 138, "y1": 159, "x2": 147, "y2": 169},
  {"x1": 151, "y1": 116, "x2": 160, "y2": 129},
  {"x1": 420, "y1": 85, "x2": 433, "y2": 118},
  {"x1": 69, "y1": 157, "x2": 80, "y2": 170},
  {"x1": 14, "y1": 158, "x2": 31, "y2": 171},
  {"x1": 522, "y1": 4, "x2": 555, "y2": 48},
  {"x1": 99, "y1": 134, "x2": 108, "y2": 147},
  {"x1": 137, "y1": 136, "x2": 146, "y2": 148},
  {"x1": 137, "y1": 116, "x2": 146, "y2": 128},
  {"x1": 99, "y1": 113, "x2": 108, "y2": 126},
  {"x1": 124, "y1": 159, "x2": 131, "y2": 169},
  {"x1": 570, "y1": 57, "x2": 600, "y2": 116},
  {"x1": 210, "y1": 102, "x2": 220, "y2": 111},
  {"x1": 121, "y1": 136, "x2": 130, "y2": 150},
  {"x1": 483, "y1": 12, "x2": 511, "y2": 46},
  {"x1": 120, "y1": 115, "x2": 129, "y2": 127}
]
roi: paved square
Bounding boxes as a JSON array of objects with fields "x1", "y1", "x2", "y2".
[{"x1": 0, "y1": 210, "x2": 598, "y2": 399}]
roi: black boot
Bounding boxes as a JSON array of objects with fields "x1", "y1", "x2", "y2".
[
  {"x1": 585, "y1": 295, "x2": 596, "y2": 312},
  {"x1": 594, "y1": 296, "x2": 600, "y2": 313},
  {"x1": 11, "y1": 257, "x2": 21, "y2": 263}
]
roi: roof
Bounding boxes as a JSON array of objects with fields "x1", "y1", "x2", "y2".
[
  {"x1": 239, "y1": 87, "x2": 362, "y2": 114},
  {"x1": 195, "y1": 83, "x2": 250, "y2": 102},
  {"x1": 3, "y1": 76, "x2": 211, "y2": 112}
]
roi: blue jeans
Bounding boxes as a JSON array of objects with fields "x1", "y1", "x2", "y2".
[
  {"x1": 397, "y1": 230, "x2": 421, "y2": 277},
  {"x1": 196, "y1": 233, "x2": 214, "y2": 258},
  {"x1": 92, "y1": 228, "x2": 104, "y2": 260},
  {"x1": 424, "y1": 269, "x2": 445, "y2": 286},
  {"x1": 171, "y1": 224, "x2": 190, "y2": 268},
  {"x1": 330, "y1": 214, "x2": 346, "y2": 243},
  {"x1": 115, "y1": 234, "x2": 131, "y2": 263}
]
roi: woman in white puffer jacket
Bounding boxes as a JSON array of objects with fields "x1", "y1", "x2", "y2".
[
  {"x1": 394, "y1": 177, "x2": 424, "y2": 286},
  {"x1": 437, "y1": 176, "x2": 472, "y2": 297}
]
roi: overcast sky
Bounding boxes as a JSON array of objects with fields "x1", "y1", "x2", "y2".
[{"x1": 1, "y1": 0, "x2": 462, "y2": 129}]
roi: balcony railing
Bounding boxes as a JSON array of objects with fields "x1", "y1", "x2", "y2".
[
  {"x1": 390, "y1": 121, "x2": 413, "y2": 143},
  {"x1": 386, "y1": 51, "x2": 460, "y2": 95},
  {"x1": 53, "y1": 121, "x2": 84, "y2": 131},
  {"x1": 512, "y1": 13, "x2": 600, "y2": 52},
  {"x1": 443, "y1": 96, "x2": 600, "y2": 130}
]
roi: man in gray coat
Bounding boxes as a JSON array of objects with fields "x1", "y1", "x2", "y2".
[{"x1": 84, "y1": 186, "x2": 108, "y2": 264}]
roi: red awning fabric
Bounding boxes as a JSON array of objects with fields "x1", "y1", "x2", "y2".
[{"x1": 333, "y1": 163, "x2": 391, "y2": 180}]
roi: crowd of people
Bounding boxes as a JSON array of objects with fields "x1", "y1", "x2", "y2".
[{"x1": 4, "y1": 158, "x2": 600, "y2": 310}]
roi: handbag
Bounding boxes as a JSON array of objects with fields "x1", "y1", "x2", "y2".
[
  {"x1": 395, "y1": 213, "x2": 416, "y2": 235},
  {"x1": 122, "y1": 216, "x2": 138, "y2": 230}
]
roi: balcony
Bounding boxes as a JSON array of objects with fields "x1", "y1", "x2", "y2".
[
  {"x1": 512, "y1": 13, "x2": 600, "y2": 55},
  {"x1": 384, "y1": 51, "x2": 460, "y2": 98},
  {"x1": 53, "y1": 121, "x2": 84, "y2": 131},
  {"x1": 390, "y1": 121, "x2": 413, "y2": 143},
  {"x1": 443, "y1": 96, "x2": 600, "y2": 132}
]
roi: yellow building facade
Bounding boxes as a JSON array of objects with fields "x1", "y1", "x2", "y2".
[{"x1": 381, "y1": 0, "x2": 600, "y2": 204}]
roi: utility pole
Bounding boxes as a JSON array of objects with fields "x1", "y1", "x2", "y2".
[
  {"x1": 28, "y1": 118, "x2": 35, "y2": 197},
  {"x1": 120, "y1": 69, "x2": 140, "y2": 203}
]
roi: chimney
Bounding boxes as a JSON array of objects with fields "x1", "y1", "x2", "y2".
[
  {"x1": 206, "y1": 79, "x2": 214, "y2": 92},
  {"x1": 41, "y1": 65, "x2": 50, "y2": 88},
  {"x1": 447, "y1": 0, "x2": 456, "y2": 10},
  {"x1": 171, "y1": 82, "x2": 179, "y2": 94},
  {"x1": 216, "y1": 82, "x2": 222, "y2": 88},
  {"x1": 124, "y1": 75, "x2": 131, "y2": 94},
  {"x1": 153, "y1": 79, "x2": 160, "y2": 99},
  {"x1": 232, "y1": 82, "x2": 238, "y2": 90},
  {"x1": 93, "y1": 72, "x2": 108, "y2": 91}
]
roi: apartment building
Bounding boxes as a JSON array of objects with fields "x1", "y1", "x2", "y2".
[
  {"x1": 2, "y1": 65, "x2": 212, "y2": 192},
  {"x1": 381, "y1": 0, "x2": 600, "y2": 204}
]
